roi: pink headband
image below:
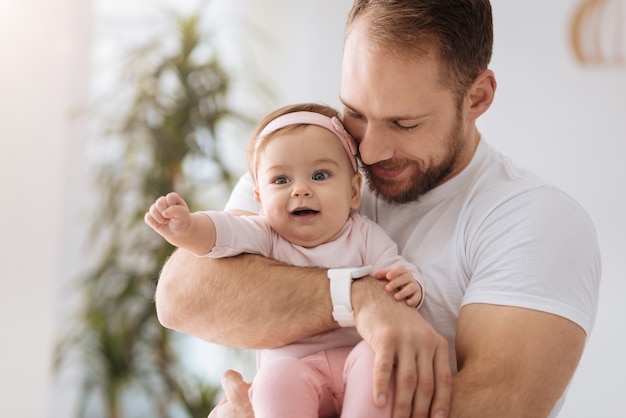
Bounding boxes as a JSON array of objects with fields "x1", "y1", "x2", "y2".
[{"x1": 254, "y1": 111, "x2": 358, "y2": 174}]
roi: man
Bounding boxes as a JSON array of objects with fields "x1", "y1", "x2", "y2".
[{"x1": 155, "y1": 1, "x2": 601, "y2": 417}]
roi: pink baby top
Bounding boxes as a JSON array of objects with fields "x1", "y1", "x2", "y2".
[{"x1": 201, "y1": 210, "x2": 422, "y2": 366}]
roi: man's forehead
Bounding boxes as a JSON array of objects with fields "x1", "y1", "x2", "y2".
[{"x1": 341, "y1": 36, "x2": 445, "y2": 118}]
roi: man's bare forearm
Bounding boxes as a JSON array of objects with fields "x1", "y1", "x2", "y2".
[{"x1": 155, "y1": 249, "x2": 338, "y2": 348}]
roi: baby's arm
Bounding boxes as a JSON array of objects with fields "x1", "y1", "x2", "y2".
[
  {"x1": 373, "y1": 266, "x2": 423, "y2": 308},
  {"x1": 145, "y1": 192, "x2": 217, "y2": 256}
]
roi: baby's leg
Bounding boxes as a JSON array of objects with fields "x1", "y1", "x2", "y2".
[
  {"x1": 250, "y1": 353, "x2": 347, "y2": 418},
  {"x1": 341, "y1": 340, "x2": 394, "y2": 418}
]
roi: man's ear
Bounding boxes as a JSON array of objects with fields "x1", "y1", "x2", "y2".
[
  {"x1": 467, "y1": 69, "x2": 497, "y2": 120},
  {"x1": 351, "y1": 172, "x2": 362, "y2": 210}
]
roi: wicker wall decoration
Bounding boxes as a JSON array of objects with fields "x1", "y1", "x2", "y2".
[{"x1": 570, "y1": 0, "x2": 626, "y2": 67}]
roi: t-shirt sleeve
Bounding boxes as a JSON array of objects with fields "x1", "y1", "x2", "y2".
[
  {"x1": 462, "y1": 185, "x2": 601, "y2": 334},
  {"x1": 224, "y1": 172, "x2": 261, "y2": 213}
]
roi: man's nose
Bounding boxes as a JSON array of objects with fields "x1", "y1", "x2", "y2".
[{"x1": 358, "y1": 124, "x2": 395, "y2": 165}]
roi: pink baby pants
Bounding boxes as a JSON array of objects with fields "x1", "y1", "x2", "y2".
[{"x1": 249, "y1": 340, "x2": 394, "y2": 418}]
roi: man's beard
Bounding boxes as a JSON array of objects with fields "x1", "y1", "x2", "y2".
[{"x1": 361, "y1": 118, "x2": 464, "y2": 204}]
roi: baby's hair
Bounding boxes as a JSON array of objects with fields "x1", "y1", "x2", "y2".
[{"x1": 247, "y1": 103, "x2": 341, "y2": 179}]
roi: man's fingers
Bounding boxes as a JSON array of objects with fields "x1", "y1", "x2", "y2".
[
  {"x1": 392, "y1": 350, "x2": 419, "y2": 418},
  {"x1": 411, "y1": 352, "x2": 435, "y2": 418},
  {"x1": 410, "y1": 337, "x2": 452, "y2": 418},
  {"x1": 372, "y1": 347, "x2": 395, "y2": 407},
  {"x1": 429, "y1": 340, "x2": 452, "y2": 418},
  {"x1": 354, "y1": 279, "x2": 450, "y2": 418}
]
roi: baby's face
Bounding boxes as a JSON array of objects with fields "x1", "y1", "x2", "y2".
[{"x1": 254, "y1": 125, "x2": 360, "y2": 248}]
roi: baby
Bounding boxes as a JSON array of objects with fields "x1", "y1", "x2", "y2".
[{"x1": 146, "y1": 103, "x2": 424, "y2": 418}]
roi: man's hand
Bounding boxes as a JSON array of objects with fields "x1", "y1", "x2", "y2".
[
  {"x1": 352, "y1": 277, "x2": 452, "y2": 418},
  {"x1": 208, "y1": 370, "x2": 254, "y2": 418}
]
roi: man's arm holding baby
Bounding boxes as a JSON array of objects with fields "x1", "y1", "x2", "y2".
[
  {"x1": 155, "y1": 251, "x2": 452, "y2": 416},
  {"x1": 155, "y1": 250, "x2": 337, "y2": 348}
]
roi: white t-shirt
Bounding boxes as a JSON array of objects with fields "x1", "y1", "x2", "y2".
[{"x1": 226, "y1": 139, "x2": 601, "y2": 416}]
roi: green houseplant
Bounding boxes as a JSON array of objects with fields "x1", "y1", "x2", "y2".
[{"x1": 54, "y1": 6, "x2": 264, "y2": 417}]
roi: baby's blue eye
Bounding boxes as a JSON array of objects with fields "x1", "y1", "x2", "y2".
[
  {"x1": 312, "y1": 171, "x2": 329, "y2": 181},
  {"x1": 274, "y1": 176, "x2": 289, "y2": 184}
]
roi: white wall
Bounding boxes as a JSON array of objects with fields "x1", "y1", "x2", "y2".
[
  {"x1": 1, "y1": 0, "x2": 623, "y2": 417},
  {"x1": 0, "y1": 0, "x2": 91, "y2": 417},
  {"x1": 482, "y1": 2, "x2": 626, "y2": 416}
]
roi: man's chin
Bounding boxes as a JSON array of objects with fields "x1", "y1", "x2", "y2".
[{"x1": 367, "y1": 177, "x2": 415, "y2": 204}]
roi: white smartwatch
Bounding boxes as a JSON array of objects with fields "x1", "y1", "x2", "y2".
[{"x1": 327, "y1": 265, "x2": 373, "y2": 327}]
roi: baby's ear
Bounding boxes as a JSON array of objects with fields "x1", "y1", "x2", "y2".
[
  {"x1": 351, "y1": 172, "x2": 362, "y2": 210},
  {"x1": 253, "y1": 187, "x2": 264, "y2": 215}
]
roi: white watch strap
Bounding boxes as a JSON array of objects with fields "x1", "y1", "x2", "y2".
[{"x1": 327, "y1": 265, "x2": 373, "y2": 327}]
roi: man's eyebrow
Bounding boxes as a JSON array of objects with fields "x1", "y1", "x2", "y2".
[{"x1": 339, "y1": 96, "x2": 356, "y2": 111}]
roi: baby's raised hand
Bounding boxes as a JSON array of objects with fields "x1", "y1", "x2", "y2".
[
  {"x1": 374, "y1": 265, "x2": 423, "y2": 308},
  {"x1": 144, "y1": 192, "x2": 192, "y2": 239}
]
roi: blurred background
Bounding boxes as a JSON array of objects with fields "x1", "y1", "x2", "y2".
[{"x1": 1, "y1": 0, "x2": 624, "y2": 416}]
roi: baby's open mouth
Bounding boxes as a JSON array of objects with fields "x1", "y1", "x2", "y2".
[{"x1": 292, "y1": 209, "x2": 319, "y2": 216}]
